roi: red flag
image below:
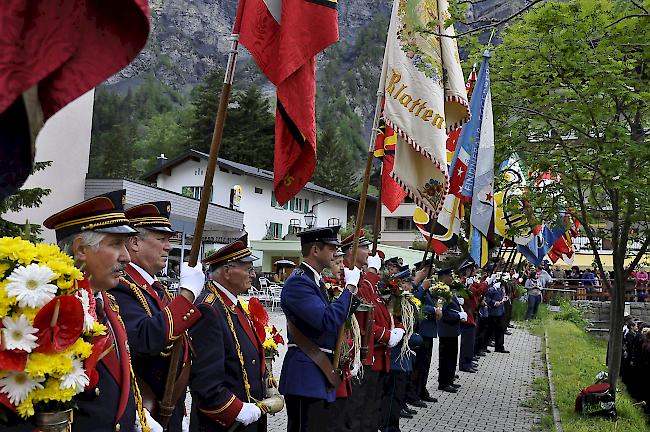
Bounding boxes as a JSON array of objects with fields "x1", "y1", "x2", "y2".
[
  {"x1": 374, "y1": 103, "x2": 407, "y2": 212},
  {"x1": 0, "y1": 0, "x2": 150, "y2": 199},
  {"x1": 237, "y1": 0, "x2": 338, "y2": 204}
]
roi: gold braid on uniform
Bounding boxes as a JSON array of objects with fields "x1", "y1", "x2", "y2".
[
  {"x1": 209, "y1": 283, "x2": 271, "y2": 414},
  {"x1": 120, "y1": 277, "x2": 153, "y2": 316},
  {"x1": 106, "y1": 293, "x2": 151, "y2": 432}
]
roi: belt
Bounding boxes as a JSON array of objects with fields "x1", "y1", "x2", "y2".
[{"x1": 287, "y1": 343, "x2": 333, "y2": 354}]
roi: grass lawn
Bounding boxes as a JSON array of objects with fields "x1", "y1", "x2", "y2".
[{"x1": 543, "y1": 318, "x2": 648, "y2": 431}]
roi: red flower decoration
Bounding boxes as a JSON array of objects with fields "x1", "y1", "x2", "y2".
[
  {"x1": 33, "y1": 295, "x2": 84, "y2": 353},
  {"x1": 247, "y1": 297, "x2": 269, "y2": 326},
  {"x1": 271, "y1": 326, "x2": 285, "y2": 345},
  {"x1": 252, "y1": 321, "x2": 267, "y2": 343},
  {"x1": 0, "y1": 392, "x2": 15, "y2": 412},
  {"x1": 84, "y1": 334, "x2": 109, "y2": 390},
  {"x1": 0, "y1": 350, "x2": 27, "y2": 372}
]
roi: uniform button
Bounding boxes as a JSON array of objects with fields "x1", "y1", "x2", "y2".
[
  {"x1": 115, "y1": 424, "x2": 121, "y2": 431},
  {"x1": 252, "y1": 359, "x2": 256, "y2": 365},
  {"x1": 95, "y1": 388, "x2": 101, "y2": 396},
  {"x1": 190, "y1": 309, "x2": 195, "y2": 314},
  {"x1": 183, "y1": 316, "x2": 188, "y2": 321}
]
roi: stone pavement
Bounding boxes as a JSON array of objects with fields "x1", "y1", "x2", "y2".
[
  {"x1": 264, "y1": 311, "x2": 545, "y2": 432},
  {"x1": 186, "y1": 310, "x2": 545, "y2": 432}
]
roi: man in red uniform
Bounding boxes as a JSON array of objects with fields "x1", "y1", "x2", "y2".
[
  {"x1": 339, "y1": 230, "x2": 404, "y2": 432},
  {"x1": 458, "y1": 260, "x2": 486, "y2": 373}
]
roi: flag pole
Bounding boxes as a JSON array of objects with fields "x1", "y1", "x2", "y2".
[
  {"x1": 371, "y1": 166, "x2": 383, "y2": 255},
  {"x1": 334, "y1": 42, "x2": 390, "y2": 371},
  {"x1": 159, "y1": 15, "x2": 243, "y2": 428}
]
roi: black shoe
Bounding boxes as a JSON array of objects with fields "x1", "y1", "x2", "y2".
[
  {"x1": 450, "y1": 383, "x2": 461, "y2": 389},
  {"x1": 438, "y1": 385, "x2": 458, "y2": 393},
  {"x1": 505, "y1": 331, "x2": 513, "y2": 335},
  {"x1": 495, "y1": 349, "x2": 510, "y2": 353},
  {"x1": 459, "y1": 368, "x2": 477, "y2": 373},
  {"x1": 477, "y1": 351, "x2": 486, "y2": 357},
  {"x1": 403, "y1": 406, "x2": 417, "y2": 415},
  {"x1": 454, "y1": 374, "x2": 459, "y2": 379},
  {"x1": 488, "y1": 342, "x2": 495, "y2": 347},
  {"x1": 472, "y1": 361, "x2": 479, "y2": 367},
  {"x1": 400, "y1": 409, "x2": 414, "y2": 418},
  {"x1": 407, "y1": 399, "x2": 427, "y2": 408},
  {"x1": 483, "y1": 349, "x2": 492, "y2": 354},
  {"x1": 420, "y1": 394, "x2": 437, "y2": 403}
]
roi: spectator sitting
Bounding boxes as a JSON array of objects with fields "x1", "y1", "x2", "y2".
[
  {"x1": 569, "y1": 266, "x2": 581, "y2": 285},
  {"x1": 581, "y1": 268, "x2": 596, "y2": 293},
  {"x1": 635, "y1": 270, "x2": 649, "y2": 288}
]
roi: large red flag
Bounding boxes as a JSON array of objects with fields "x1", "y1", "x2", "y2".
[
  {"x1": 237, "y1": 0, "x2": 338, "y2": 204},
  {"x1": 0, "y1": 0, "x2": 150, "y2": 199}
]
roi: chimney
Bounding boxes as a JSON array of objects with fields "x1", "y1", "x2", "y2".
[{"x1": 157, "y1": 153, "x2": 167, "y2": 167}]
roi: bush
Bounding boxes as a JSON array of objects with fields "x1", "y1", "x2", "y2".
[{"x1": 553, "y1": 299, "x2": 588, "y2": 328}]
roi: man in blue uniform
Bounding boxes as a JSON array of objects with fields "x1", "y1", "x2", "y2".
[
  {"x1": 279, "y1": 226, "x2": 361, "y2": 432},
  {"x1": 190, "y1": 240, "x2": 267, "y2": 432},
  {"x1": 42, "y1": 189, "x2": 159, "y2": 432},
  {"x1": 112, "y1": 201, "x2": 205, "y2": 430},
  {"x1": 435, "y1": 268, "x2": 467, "y2": 393},
  {"x1": 411, "y1": 258, "x2": 440, "y2": 404},
  {"x1": 487, "y1": 280, "x2": 509, "y2": 353}
]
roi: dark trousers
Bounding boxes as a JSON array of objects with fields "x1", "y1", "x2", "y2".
[
  {"x1": 285, "y1": 395, "x2": 328, "y2": 432},
  {"x1": 437, "y1": 336, "x2": 458, "y2": 388},
  {"x1": 380, "y1": 371, "x2": 408, "y2": 432},
  {"x1": 526, "y1": 294, "x2": 542, "y2": 319},
  {"x1": 342, "y1": 367, "x2": 381, "y2": 432},
  {"x1": 504, "y1": 300, "x2": 513, "y2": 326},
  {"x1": 459, "y1": 325, "x2": 476, "y2": 370},
  {"x1": 323, "y1": 397, "x2": 348, "y2": 432},
  {"x1": 476, "y1": 316, "x2": 490, "y2": 352},
  {"x1": 489, "y1": 315, "x2": 505, "y2": 351},
  {"x1": 412, "y1": 336, "x2": 434, "y2": 398}
]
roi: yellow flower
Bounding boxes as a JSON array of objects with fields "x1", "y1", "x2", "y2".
[
  {"x1": 239, "y1": 299, "x2": 249, "y2": 314},
  {"x1": 263, "y1": 338, "x2": 278, "y2": 351},
  {"x1": 25, "y1": 351, "x2": 73, "y2": 379},
  {"x1": 34, "y1": 244, "x2": 65, "y2": 265},
  {"x1": 16, "y1": 394, "x2": 35, "y2": 418},
  {"x1": 0, "y1": 281, "x2": 17, "y2": 316},
  {"x1": 411, "y1": 297, "x2": 422, "y2": 309},
  {"x1": 0, "y1": 261, "x2": 9, "y2": 277},
  {"x1": 69, "y1": 338, "x2": 93, "y2": 359},
  {"x1": 0, "y1": 237, "x2": 37, "y2": 265},
  {"x1": 15, "y1": 307, "x2": 39, "y2": 322},
  {"x1": 87, "y1": 321, "x2": 107, "y2": 337},
  {"x1": 31, "y1": 377, "x2": 76, "y2": 405}
]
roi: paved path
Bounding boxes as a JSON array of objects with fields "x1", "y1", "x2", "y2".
[
  {"x1": 186, "y1": 310, "x2": 545, "y2": 432},
  {"x1": 265, "y1": 312, "x2": 545, "y2": 432}
]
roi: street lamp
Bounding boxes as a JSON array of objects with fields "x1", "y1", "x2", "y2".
[{"x1": 304, "y1": 212, "x2": 316, "y2": 228}]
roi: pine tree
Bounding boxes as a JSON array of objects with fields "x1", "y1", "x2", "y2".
[
  {"x1": 312, "y1": 127, "x2": 358, "y2": 196},
  {"x1": 0, "y1": 161, "x2": 51, "y2": 241}
]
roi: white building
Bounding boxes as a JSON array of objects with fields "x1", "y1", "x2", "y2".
[
  {"x1": 380, "y1": 198, "x2": 422, "y2": 248},
  {"x1": 144, "y1": 149, "x2": 355, "y2": 250}
]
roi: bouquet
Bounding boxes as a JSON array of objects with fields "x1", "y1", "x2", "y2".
[
  {"x1": 429, "y1": 281, "x2": 453, "y2": 304},
  {"x1": 240, "y1": 297, "x2": 285, "y2": 359},
  {"x1": 378, "y1": 274, "x2": 401, "y2": 299},
  {"x1": 0, "y1": 237, "x2": 106, "y2": 421}
]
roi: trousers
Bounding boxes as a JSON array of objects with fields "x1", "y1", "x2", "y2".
[
  {"x1": 437, "y1": 336, "x2": 458, "y2": 388},
  {"x1": 459, "y1": 325, "x2": 476, "y2": 370}
]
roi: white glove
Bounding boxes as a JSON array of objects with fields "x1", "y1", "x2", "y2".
[
  {"x1": 367, "y1": 254, "x2": 382, "y2": 272},
  {"x1": 387, "y1": 328, "x2": 405, "y2": 348},
  {"x1": 344, "y1": 267, "x2": 361, "y2": 288},
  {"x1": 180, "y1": 262, "x2": 205, "y2": 299},
  {"x1": 135, "y1": 409, "x2": 162, "y2": 432},
  {"x1": 458, "y1": 311, "x2": 468, "y2": 321},
  {"x1": 236, "y1": 402, "x2": 262, "y2": 426},
  {"x1": 457, "y1": 297, "x2": 465, "y2": 306}
]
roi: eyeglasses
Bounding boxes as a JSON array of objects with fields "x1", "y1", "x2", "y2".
[{"x1": 225, "y1": 264, "x2": 255, "y2": 274}]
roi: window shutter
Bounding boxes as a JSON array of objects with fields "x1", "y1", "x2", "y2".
[
  {"x1": 289, "y1": 199, "x2": 295, "y2": 211},
  {"x1": 271, "y1": 193, "x2": 277, "y2": 207},
  {"x1": 304, "y1": 199, "x2": 310, "y2": 214}
]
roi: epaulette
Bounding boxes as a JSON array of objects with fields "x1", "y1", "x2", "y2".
[{"x1": 292, "y1": 268, "x2": 305, "y2": 277}]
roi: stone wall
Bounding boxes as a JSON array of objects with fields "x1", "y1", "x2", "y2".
[{"x1": 571, "y1": 301, "x2": 650, "y2": 338}]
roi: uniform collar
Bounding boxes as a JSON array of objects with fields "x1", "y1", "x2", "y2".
[
  {"x1": 128, "y1": 262, "x2": 156, "y2": 286},
  {"x1": 301, "y1": 261, "x2": 322, "y2": 286},
  {"x1": 213, "y1": 280, "x2": 239, "y2": 306}
]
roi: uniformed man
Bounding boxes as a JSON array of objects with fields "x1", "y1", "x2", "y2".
[
  {"x1": 457, "y1": 260, "x2": 479, "y2": 373},
  {"x1": 112, "y1": 201, "x2": 205, "y2": 431},
  {"x1": 279, "y1": 226, "x2": 361, "y2": 432},
  {"x1": 42, "y1": 189, "x2": 161, "y2": 432},
  {"x1": 411, "y1": 258, "x2": 440, "y2": 404},
  {"x1": 189, "y1": 240, "x2": 267, "y2": 432},
  {"x1": 486, "y1": 280, "x2": 509, "y2": 353},
  {"x1": 340, "y1": 230, "x2": 404, "y2": 432},
  {"x1": 435, "y1": 268, "x2": 466, "y2": 393}
]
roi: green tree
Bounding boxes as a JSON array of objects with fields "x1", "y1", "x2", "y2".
[
  {"x1": 0, "y1": 161, "x2": 51, "y2": 241},
  {"x1": 491, "y1": 0, "x2": 650, "y2": 395},
  {"x1": 312, "y1": 127, "x2": 358, "y2": 195}
]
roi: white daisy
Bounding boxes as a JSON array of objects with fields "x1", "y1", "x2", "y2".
[
  {"x1": 76, "y1": 289, "x2": 95, "y2": 332},
  {"x1": 6, "y1": 264, "x2": 58, "y2": 308},
  {"x1": 59, "y1": 358, "x2": 89, "y2": 393},
  {"x1": 2, "y1": 315, "x2": 39, "y2": 352},
  {"x1": 0, "y1": 371, "x2": 44, "y2": 405}
]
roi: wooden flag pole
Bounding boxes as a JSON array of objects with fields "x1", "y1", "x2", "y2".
[
  {"x1": 158, "y1": 29, "x2": 242, "y2": 429},
  {"x1": 371, "y1": 166, "x2": 383, "y2": 255},
  {"x1": 333, "y1": 47, "x2": 389, "y2": 371}
]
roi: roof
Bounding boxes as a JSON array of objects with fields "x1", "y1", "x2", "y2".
[{"x1": 143, "y1": 149, "x2": 357, "y2": 202}]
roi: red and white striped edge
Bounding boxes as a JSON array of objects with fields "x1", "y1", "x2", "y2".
[
  {"x1": 444, "y1": 94, "x2": 471, "y2": 133},
  {"x1": 384, "y1": 118, "x2": 449, "y2": 220}
]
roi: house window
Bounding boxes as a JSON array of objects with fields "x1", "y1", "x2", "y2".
[
  {"x1": 269, "y1": 222, "x2": 282, "y2": 238},
  {"x1": 182, "y1": 186, "x2": 213, "y2": 201},
  {"x1": 271, "y1": 193, "x2": 289, "y2": 210},
  {"x1": 289, "y1": 198, "x2": 310, "y2": 214},
  {"x1": 385, "y1": 217, "x2": 417, "y2": 231},
  {"x1": 255, "y1": 187, "x2": 263, "y2": 194},
  {"x1": 194, "y1": 168, "x2": 204, "y2": 176}
]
